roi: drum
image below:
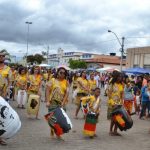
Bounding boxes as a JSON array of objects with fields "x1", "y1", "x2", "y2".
[
  {"x1": 83, "y1": 112, "x2": 98, "y2": 136},
  {"x1": 27, "y1": 94, "x2": 40, "y2": 115},
  {"x1": 17, "y1": 90, "x2": 27, "y2": 106},
  {"x1": 45, "y1": 107, "x2": 72, "y2": 136},
  {"x1": 0, "y1": 96, "x2": 21, "y2": 139},
  {"x1": 81, "y1": 102, "x2": 89, "y2": 115},
  {"x1": 9, "y1": 86, "x2": 14, "y2": 99},
  {"x1": 112, "y1": 105, "x2": 133, "y2": 131}
]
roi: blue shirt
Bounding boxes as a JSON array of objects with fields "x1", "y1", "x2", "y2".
[{"x1": 141, "y1": 86, "x2": 149, "y2": 102}]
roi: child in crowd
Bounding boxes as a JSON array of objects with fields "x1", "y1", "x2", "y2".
[
  {"x1": 135, "y1": 90, "x2": 141, "y2": 115},
  {"x1": 104, "y1": 79, "x2": 109, "y2": 96},
  {"x1": 81, "y1": 88, "x2": 101, "y2": 138}
]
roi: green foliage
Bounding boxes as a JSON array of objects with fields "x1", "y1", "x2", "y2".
[
  {"x1": 27, "y1": 54, "x2": 46, "y2": 64},
  {"x1": 42, "y1": 51, "x2": 47, "y2": 56},
  {"x1": 69, "y1": 59, "x2": 87, "y2": 69},
  {"x1": 0, "y1": 49, "x2": 11, "y2": 62}
]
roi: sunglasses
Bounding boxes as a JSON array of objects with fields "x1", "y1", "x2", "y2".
[
  {"x1": 59, "y1": 71, "x2": 66, "y2": 75},
  {"x1": 0, "y1": 55, "x2": 5, "y2": 57}
]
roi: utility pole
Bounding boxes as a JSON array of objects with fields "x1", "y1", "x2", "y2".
[
  {"x1": 108, "y1": 30, "x2": 125, "y2": 72},
  {"x1": 47, "y1": 45, "x2": 49, "y2": 64},
  {"x1": 120, "y1": 37, "x2": 125, "y2": 72},
  {"x1": 25, "y1": 21, "x2": 32, "y2": 66}
]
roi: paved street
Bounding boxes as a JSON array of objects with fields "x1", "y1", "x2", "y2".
[{"x1": 1, "y1": 90, "x2": 150, "y2": 150}]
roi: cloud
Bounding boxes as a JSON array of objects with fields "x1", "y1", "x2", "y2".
[{"x1": 0, "y1": 0, "x2": 150, "y2": 56}]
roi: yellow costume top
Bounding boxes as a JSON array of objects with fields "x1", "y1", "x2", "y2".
[
  {"x1": 107, "y1": 83, "x2": 123, "y2": 106},
  {"x1": 88, "y1": 79, "x2": 97, "y2": 92},
  {"x1": 77, "y1": 77, "x2": 89, "y2": 94},
  {"x1": 28, "y1": 74, "x2": 42, "y2": 93},
  {"x1": 0, "y1": 65, "x2": 11, "y2": 96},
  {"x1": 16, "y1": 74, "x2": 28, "y2": 90},
  {"x1": 81, "y1": 95, "x2": 101, "y2": 113},
  {"x1": 47, "y1": 78, "x2": 68, "y2": 105},
  {"x1": 72, "y1": 76, "x2": 78, "y2": 88},
  {"x1": 10, "y1": 70, "x2": 17, "y2": 82}
]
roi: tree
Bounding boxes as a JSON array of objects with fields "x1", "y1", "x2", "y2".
[
  {"x1": 27, "y1": 54, "x2": 46, "y2": 64},
  {"x1": 0, "y1": 49, "x2": 11, "y2": 62},
  {"x1": 69, "y1": 59, "x2": 87, "y2": 69}
]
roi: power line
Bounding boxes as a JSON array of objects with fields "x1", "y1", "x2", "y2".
[{"x1": 126, "y1": 36, "x2": 150, "y2": 39}]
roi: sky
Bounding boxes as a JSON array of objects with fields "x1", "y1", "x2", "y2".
[{"x1": 0, "y1": 0, "x2": 150, "y2": 57}]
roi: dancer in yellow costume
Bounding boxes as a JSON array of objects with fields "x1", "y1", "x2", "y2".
[
  {"x1": 47, "y1": 69, "x2": 54, "y2": 81},
  {"x1": 81, "y1": 88, "x2": 101, "y2": 138},
  {"x1": 74, "y1": 71, "x2": 90, "y2": 119},
  {"x1": 0, "y1": 51, "x2": 11, "y2": 98},
  {"x1": 28, "y1": 67, "x2": 42, "y2": 95},
  {"x1": 88, "y1": 73, "x2": 97, "y2": 94},
  {"x1": 10, "y1": 66, "x2": 17, "y2": 100},
  {"x1": 107, "y1": 71, "x2": 124, "y2": 136},
  {"x1": 0, "y1": 50, "x2": 12, "y2": 146},
  {"x1": 46, "y1": 67, "x2": 69, "y2": 139},
  {"x1": 15, "y1": 67, "x2": 28, "y2": 108},
  {"x1": 27, "y1": 67, "x2": 42, "y2": 119},
  {"x1": 72, "y1": 72, "x2": 79, "y2": 91}
]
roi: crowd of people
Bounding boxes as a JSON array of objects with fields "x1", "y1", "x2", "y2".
[{"x1": 0, "y1": 50, "x2": 150, "y2": 145}]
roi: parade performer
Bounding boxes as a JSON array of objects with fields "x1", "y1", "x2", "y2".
[
  {"x1": 46, "y1": 67, "x2": 69, "y2": 139},
  {"x1": 74, "y1": 71, "x2": 90, "y2": 119},
  {"x1": 0, "y1": 96, "x2": 21, "y2": 145},
  {"x1": 72, "y1": 73, "x2": 79, "y2": 91},
  {"x1": 15, "y1": 67, "x2": 28, "y2": 109},
  {"x1": 88, "y1": 73, "x2": 97, "y2": 94},
  {"x1": 72, "y1": 72, "x2": 79, "y2": 103},
  {"x1": 107, "y1": 71, "x2": 124, "y2": 136},
  {"x1": 0, "y1": 51, "x2": 11, "y2": 99},
  {"x1": 0, "y1": 50, "x2": 12, "y2": 145},
  {"x1": 47, "y1": 69, "x2": 53, "y2": 81},
  {"x1": 82, "y1": 88, "x2": 101, "y2": 138},
  {"x1": 9, "y1": 66, "x2": 17, "y2": 101},
  {"x1": 27, "y1": 67, "x2": 42, "y2": 119}
]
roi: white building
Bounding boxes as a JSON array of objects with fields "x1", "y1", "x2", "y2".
[
  {"x1": 48, "y1": 49, "x2": 124, "y2": 68},
  {"x1": 48, "y1": 48, "x2": 83, "y2": 67},
  {"x1": 126, "y1": 46, "x2": 150, "y2": 69}
]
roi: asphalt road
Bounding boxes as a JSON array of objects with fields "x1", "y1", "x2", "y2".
[{"x1": 1, "y1": 89, "x2": 150, "y2": 150}]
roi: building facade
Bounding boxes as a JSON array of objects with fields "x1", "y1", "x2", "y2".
[
  {"x1": 48, "y1": 48, "x2": 126, "y2": 70},
  {"x1": 126, "y1": 46, "x2": 150, "y2": 69},
  {"x1": 48, "y1": 48, "x2": 83, "y2": 67},
  {"x1": 84, "y1": 55, "x2": 126, "y2": 70}
]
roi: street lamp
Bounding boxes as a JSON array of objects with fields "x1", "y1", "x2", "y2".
[
  {"x1": 25, "y1": 21, "x2": 32, "y2": 66},
  {"x1": 108, "y1": 30, "x2": 125, "y2": 72}
]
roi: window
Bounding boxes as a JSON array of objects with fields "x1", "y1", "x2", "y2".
[
  {"x1": 133, "y1": 64, "x2": 139, "y2": 68},
  {"x1": 144, "y1": 65, "x2": 150, "y2": 69},
  {"x1": 144, "y1": 54, "x2": 150, "y2": 65}
]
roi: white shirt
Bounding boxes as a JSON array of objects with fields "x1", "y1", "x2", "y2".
[{"x1": 94, "y1": 75, "x2": 100, "y2": 87}]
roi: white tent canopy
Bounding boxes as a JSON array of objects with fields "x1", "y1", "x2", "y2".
[
  {"x1": 96, "y1": 67, "x2": 120, "y2": 72},
  {"x1": 38, "y1": 64, "x2": 52, "y2": 67}
]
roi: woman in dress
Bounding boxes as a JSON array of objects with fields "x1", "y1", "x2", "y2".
[
  {"x1": 88, "y1": 73, "x2": 97, "y2": 95},
  {"x1": 72, "y1": 72, "x2": 79, "y2": 103},
  {"x1": 15, "y1": 67, "x2": 28, "y2": 109},
  {"x1": 74, "y1": 71, "x2": 90, "y2": 119},
  {"x1": 46, "y1": 67, "x2": 69, "y2": 139},
  {"x1": 107, "y1": 71, "x2": 124, "y2": 136},
  {"x1": 27, "y1": 67, "x2": 42, "y2": 119}
]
